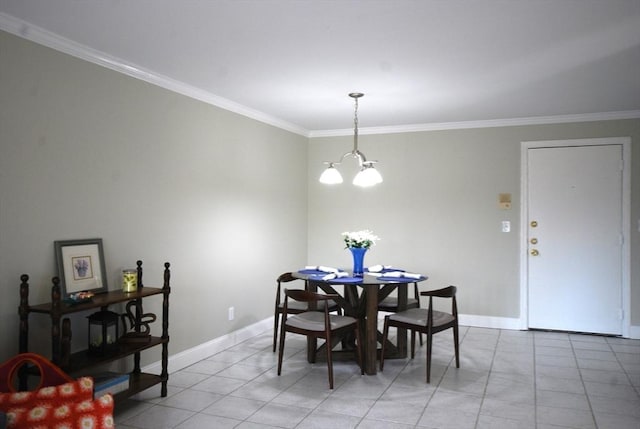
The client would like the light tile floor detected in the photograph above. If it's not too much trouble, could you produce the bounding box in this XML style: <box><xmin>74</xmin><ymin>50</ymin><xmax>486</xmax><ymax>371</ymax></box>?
<box><xmin>115</xmin><ymin>326</ymin><xmax>640</xmax><ymax>428</ymax></box>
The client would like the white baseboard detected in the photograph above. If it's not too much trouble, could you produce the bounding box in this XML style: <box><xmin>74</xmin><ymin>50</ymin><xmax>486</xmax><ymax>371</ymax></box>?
<box><xmin>458</xmin><ymin>314</ymin><xmax>523</xmax><ymax>331</ymax></box>
<box><xmin>628</xmin><ymin>325</ymin><xmax>640</xmax><ymax>339</ymax></box>
<box><xmin>143</xmin><ymin>316</ymin><xmax>639</xmax><ymax>374</ymax></box>
<box><xmin>460</xmin><ymin>315</ymin><xmax>640</xmax><ymax>339</ymax></box>
<box><xmin>143</xmin><ymin>318</ymin><xmax>272</xmax><ymax>374</ymax></box>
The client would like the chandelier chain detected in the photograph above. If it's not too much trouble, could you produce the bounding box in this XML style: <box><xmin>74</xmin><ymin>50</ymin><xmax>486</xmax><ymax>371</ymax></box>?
<box><xmin>354</xmin><ymin>96</ymin><xmax>359</xmax><ymax>132</ymax></box>
<box><xmin>353</xmin><ymin>96</ymin><xmax>359</xmax><ymax>151</ymax></box>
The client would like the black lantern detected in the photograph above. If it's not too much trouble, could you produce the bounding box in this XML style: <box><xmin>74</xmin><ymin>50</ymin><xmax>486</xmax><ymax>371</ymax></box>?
<box><xmin>87</xmin><ymin>310</ymin><xmax>119</xmax><ymax>355</ymax></box>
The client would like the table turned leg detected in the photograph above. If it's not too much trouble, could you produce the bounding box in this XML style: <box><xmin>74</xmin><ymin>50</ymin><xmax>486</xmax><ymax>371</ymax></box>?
<box><xmin>396</xmin><ymin>283</ymin><xmax>408</xmax><ymax>356</ymax></box>
<box><xmin>364</xmin><ymin>284</ymin><xmax>378</xmax><ymax>374</ymax></box>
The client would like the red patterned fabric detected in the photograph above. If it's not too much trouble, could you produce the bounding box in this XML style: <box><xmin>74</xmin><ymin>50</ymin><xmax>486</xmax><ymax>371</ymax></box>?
<box><xmin>0</xmin><ymin>378</ymin><xmax>94</xmax><ymax>412</ymax></box>
<box><xmin>5</xmin><ymin>393</ymin><xmax>114</xmax><ymax>429</ymax></box>
<box><xmin>0</xmin><ymin>355</ymin><xmax>113</xmax><ymax>428</ymax></box>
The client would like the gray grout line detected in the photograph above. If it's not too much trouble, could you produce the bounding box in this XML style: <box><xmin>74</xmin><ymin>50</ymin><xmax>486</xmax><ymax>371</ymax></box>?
<box><xmin>471</xmin><ymin>327</ymin><xmax>500</xmax><ymax>429</ymax></box>
<box><xmin>569</xmin><ymin>334</ymin><xmax>600</xmax><ymax>429</ymax></box>
<box><xmin>606</xmin><ymin>336</ymin><xmax>640</xmax><ymax>398</ymax></box>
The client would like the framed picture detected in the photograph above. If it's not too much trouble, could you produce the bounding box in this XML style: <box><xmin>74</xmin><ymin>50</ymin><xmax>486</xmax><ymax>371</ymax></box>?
<box><xmin>54</xmin><ymin>238</ymin><xmax>108</xmax><ymax>298</ymax></box>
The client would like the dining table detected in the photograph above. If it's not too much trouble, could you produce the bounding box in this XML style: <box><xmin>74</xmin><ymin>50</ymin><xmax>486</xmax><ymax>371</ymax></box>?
<box><xmin>292</xmin><ymin>268</ymin><xmax>428</xmax><ymax>375</ymax></box>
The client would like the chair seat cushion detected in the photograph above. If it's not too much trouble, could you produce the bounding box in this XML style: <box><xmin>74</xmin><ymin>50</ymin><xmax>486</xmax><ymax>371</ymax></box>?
<box><xmin>286</xmin><ymin>312</ymin><xmax>356</xmax><ymax>332</ymax></box>
<box><xmin>388</xmin><ymin>308</ymin><xmax>455</xmax><ymax>327</ymax></box>
<box><xmin>377</xmin><ymin>297</ymin><xmax>419</xmax><ymax>310</ymax></box>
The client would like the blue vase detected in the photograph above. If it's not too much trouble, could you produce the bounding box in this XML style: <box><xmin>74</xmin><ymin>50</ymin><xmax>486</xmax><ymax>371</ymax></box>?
<box><xmin>349</xmin><ymin>247</ymin><xmax>368</xmax><ymax>277</ymax></box>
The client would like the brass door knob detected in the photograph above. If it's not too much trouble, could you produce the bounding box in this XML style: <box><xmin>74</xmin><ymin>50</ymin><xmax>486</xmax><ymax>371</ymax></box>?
<box><xmin>530</xmin><ymin>249</ymin><xmax>539</xmax><ymax>256</ymax></box>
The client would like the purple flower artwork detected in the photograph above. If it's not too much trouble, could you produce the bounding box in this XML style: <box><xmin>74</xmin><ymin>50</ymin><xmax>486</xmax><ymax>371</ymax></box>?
<box><xmin>72</xmin><ymin>256</ymin><xmax>93</xmax><ymax>280</ymax></box>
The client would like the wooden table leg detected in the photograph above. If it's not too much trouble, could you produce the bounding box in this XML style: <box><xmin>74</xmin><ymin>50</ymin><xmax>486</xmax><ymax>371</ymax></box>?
<box><xmin>396</xmin><ymin>283</ymin><xmax>408</xmax><ymax>356</ymax></box>
<box><xmin>306</xmin><ymin>280</ymin><xmax>318</xmax><ymax>363</ymax></box>
<box><xmin>364</xmin><ymin>284</ymin><xmax>378</xmax><ymax>374</ymax></box>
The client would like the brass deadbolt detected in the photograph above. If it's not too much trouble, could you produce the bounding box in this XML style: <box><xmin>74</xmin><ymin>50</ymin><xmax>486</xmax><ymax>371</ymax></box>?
<box><xmin>530</xmin><ymin>238</ymin><xmax>538</xmax><ymax>245</ymax></box>
<box><xmin>530</xmin><ymin>221</ymin><xmax>538</xmax><ymax>227</ymax></box>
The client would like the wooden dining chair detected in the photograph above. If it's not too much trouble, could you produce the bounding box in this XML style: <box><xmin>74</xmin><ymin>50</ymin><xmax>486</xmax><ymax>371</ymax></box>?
<box><xmin>379</xmin><ymin>285</ymin><xmax>459</xmax><ymax>383</ymax></box>
<box><xmin>377</xmin><ymin>282</ymin><xmax>423</xmax><ymax>345</ymax></box>
<box><xmin>277</xmin><ymin>288</ymin><xmax>363</xmax><ymax>389</ymax></box>
<box><xmin>272</xmin><ymin>272</ymin><xmax>341</xmax><ymax>352</ymax></box>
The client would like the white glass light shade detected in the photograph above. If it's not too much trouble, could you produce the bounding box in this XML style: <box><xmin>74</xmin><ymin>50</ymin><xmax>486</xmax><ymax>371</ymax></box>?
<box><xmin>352</xmin><ymin>165</ymin><xmax>383</xmax><ymax>187</ymax></box>
<box><xmin>367</xmin><ymin>166</ymin><xmax>383</xmax><ymax>184</ymax></box>
<box><xmin>319</xmin><ymin>166</ymin><xmax>343</xmax><ymax>184</ymax></box>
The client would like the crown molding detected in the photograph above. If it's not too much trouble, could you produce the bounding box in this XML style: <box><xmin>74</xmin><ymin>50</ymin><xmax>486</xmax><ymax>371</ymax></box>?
<box><xmin>3</xmin><ymin>13</ymin><xmax>639</xmax><ymax>140</ymax></box>
<box><xmin>0</xmin><ymin>13</ymin><xmax>309</xmax><ymax>137</ymax></box>
<box><xmin>309</xmin><ymin>110</ymin><xmax>640</xmax><ymax>138</ymax></box>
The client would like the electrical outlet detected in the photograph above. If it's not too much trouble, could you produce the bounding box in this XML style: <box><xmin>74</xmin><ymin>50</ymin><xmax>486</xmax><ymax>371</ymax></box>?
<box><xmin>228</xmin><ymin>307</ymin><xmax>234</xmax><ymax>321</ymax></box>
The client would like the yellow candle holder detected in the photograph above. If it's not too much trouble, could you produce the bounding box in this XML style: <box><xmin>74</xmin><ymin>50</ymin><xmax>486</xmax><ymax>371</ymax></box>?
<box><xmin>122</xmin><ymin>269</ymin><xmax>137</xmax><ymax>293</ymax></box>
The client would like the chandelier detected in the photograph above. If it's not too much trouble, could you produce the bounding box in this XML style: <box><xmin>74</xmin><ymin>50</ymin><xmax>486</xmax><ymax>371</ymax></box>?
<box><xmin>319</xmin><ymin>93</ymin><xmax>383</xmax><ymax>187</ymax></box>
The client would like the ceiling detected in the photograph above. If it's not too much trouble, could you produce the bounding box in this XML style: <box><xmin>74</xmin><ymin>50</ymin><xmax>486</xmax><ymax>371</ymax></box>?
<box><xmin>1</xmin><ymin>0</ymin><xmax>640</xmax><ymax>136</ymax></box>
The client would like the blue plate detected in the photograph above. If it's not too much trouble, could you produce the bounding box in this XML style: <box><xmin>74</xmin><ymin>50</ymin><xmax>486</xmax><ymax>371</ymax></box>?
<box><xmin>326</xmin><ymin>277</ymin><xmax>363</xmax><ymax>283</ymax></box>
<box><xmin>307</xmin><ymin>274</ymin><xmax>363</xmax><ymax>283</ymax></box>
<box><xmin>298</xmin><ymin>269</ymin><xmax>325</xmax><ymax>275</ymax></box>
<box><xmin>377</xmin><ymin>275</ymin><xmax>423</xmax><ymax>282</ymax></box>
<box><xmin>298</xmin><ymin>268</ymin><xmax>344</xmax><ymax>275</ymax></box>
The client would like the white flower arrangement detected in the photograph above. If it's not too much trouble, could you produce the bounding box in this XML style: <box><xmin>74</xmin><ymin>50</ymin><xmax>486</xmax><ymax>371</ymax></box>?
<box><xmin>342</xmin><ymin>230</ymin><xmax>380</xmax><ymax>249</ymax></box>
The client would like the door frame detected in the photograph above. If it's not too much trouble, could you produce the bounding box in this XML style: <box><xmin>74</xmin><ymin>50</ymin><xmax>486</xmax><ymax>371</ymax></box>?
<box><xmin>519</xmin><ymin>137</ymin><xmax>631</xmax><ymax>337</ymax></box>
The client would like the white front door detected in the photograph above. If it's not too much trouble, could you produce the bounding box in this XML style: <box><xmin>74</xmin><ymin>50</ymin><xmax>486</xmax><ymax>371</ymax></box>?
<box><xmin>526</xmin><ymin>142</ymin><xmax>624</xmax><ymax>335</ymax></box>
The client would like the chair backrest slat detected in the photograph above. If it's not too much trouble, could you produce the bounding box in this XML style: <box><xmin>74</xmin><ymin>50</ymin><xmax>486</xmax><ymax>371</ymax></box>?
<box><xmin>285</xmin><ymin>289</ymin><xmax>339</xmax><ymax>303</ymax></box>
<box><xmin>420</xmin><ymin>285</ymin><xmax>456</xmax><ymax>298</ymax></box>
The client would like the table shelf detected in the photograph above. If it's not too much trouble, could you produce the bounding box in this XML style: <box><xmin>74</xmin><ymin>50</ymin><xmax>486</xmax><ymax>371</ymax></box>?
<box><xmin>65</xmin><ymin>337</ymin><xmax>167</xmax><ymax>374</ymax></box>
<box><xmin>113</xmin><ymin>372</ymin><xmax>165</xmax><ymax>403</ymax></box>
<box><xmin>28</xmin><ymin>288</ymin><xmax>166</xmax><ymax>315</ymax></box>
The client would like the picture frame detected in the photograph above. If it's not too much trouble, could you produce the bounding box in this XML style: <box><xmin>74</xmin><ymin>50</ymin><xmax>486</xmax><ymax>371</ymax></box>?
<box><xmin>54</xmin><ymin>238</ymin><xmax>108</xmax><ymax>298</ymax></box>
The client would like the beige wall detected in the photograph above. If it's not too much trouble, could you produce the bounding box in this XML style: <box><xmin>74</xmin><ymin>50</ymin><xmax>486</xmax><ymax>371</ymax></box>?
<box><xmin>0</xmin><ymin>31</ymin><xmax>308</xmax><ymax>363</ymax></box>
<box><xmin>308</xmin><ymin>121</ymin><xmax>640</xmax><ymax>329</ymax></box>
